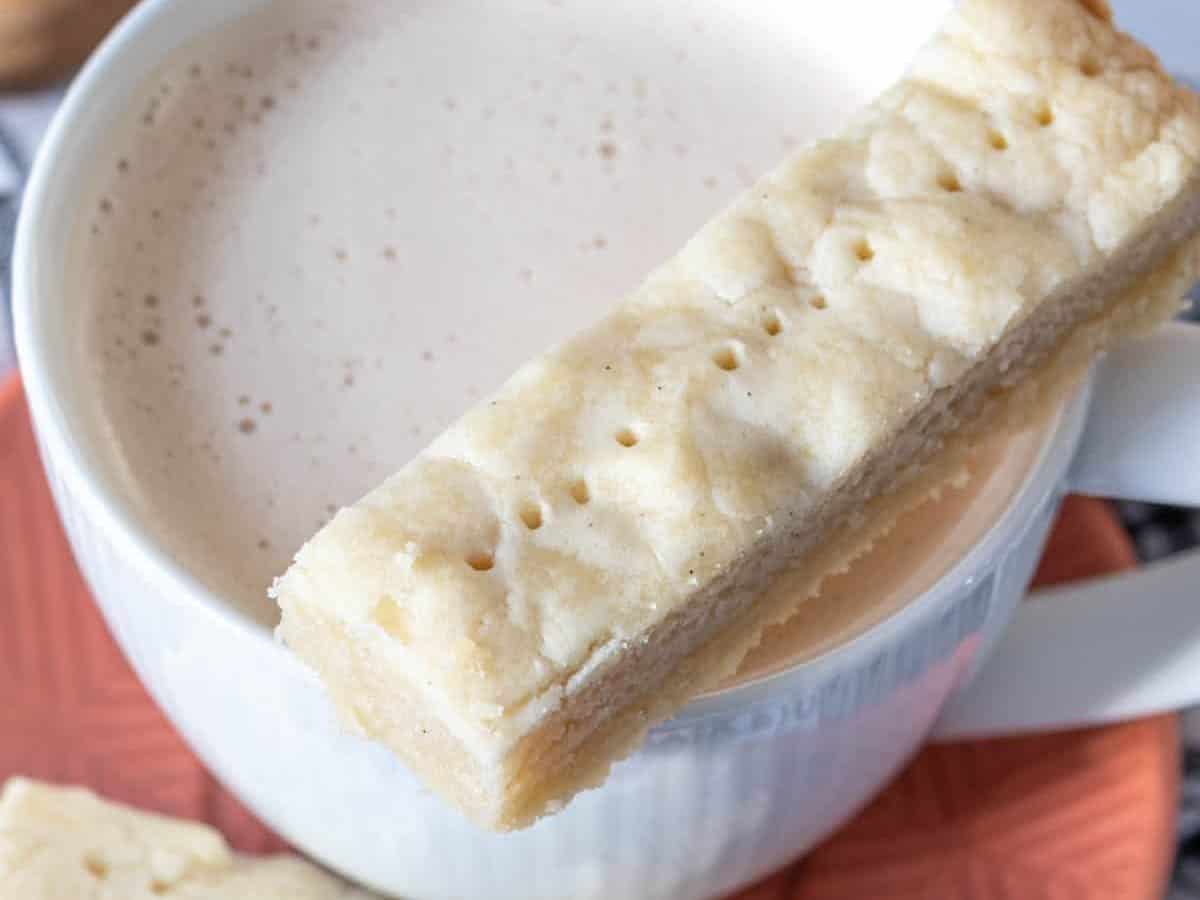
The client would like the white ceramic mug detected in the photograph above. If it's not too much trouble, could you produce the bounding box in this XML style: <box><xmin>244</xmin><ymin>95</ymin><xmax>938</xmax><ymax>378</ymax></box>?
<box><xmin>13</xmin><ymin>0</ymin><xmax>1200</xmax><ymax>898</ymax></box>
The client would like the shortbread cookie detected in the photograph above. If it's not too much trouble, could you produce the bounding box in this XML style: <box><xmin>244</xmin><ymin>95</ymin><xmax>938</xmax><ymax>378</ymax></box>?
<box><xmin>0</xmin><ymin>778</ymin><xmax>375</xmax><ymax>899</ymax></box>
<box><xmin>273</xmin><ymin>0</ymin><xmax>1200</xmax><ymax>830</ymax></box>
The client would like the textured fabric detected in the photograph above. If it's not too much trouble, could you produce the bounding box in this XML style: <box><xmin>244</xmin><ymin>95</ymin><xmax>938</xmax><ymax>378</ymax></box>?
<box><xmin>1114</xmin><ymin>262</ymin><xmax>1200</xmax><ymax>900</ymax></box>
<box><xmin>1120</xmin><ymin>289</ymin><xmax>1200</xmax><ymax>898</ymax></box>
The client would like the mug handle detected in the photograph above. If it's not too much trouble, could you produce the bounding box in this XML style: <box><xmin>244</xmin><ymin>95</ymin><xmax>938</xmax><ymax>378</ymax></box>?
<box><xmin>933</xmin><ymin>321</ymin><xmax>1200</xmax><ymax>740</ymax></box>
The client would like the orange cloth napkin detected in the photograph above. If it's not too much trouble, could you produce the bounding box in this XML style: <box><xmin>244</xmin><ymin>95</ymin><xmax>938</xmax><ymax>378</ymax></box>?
<box><xmin>0</xmin><ymin>373</ymin><xmax>1177</xmax><ymax>899</ymax></box>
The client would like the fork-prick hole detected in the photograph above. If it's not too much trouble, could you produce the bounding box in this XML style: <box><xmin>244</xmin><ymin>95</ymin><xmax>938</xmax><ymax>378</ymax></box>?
<box><xmin>712</xmin><ymin>344</ymin><xmax>741</xmax><ymax>372</ymax></box>
<box><xmin>809</xmin><ymin>295</ymin><xmax>828</xmax><ymax>310</ymax></box>
<box><xmin>1034</xmin><ymin>102</ymin><xmax>1054</xmax><ymax>127</ymax></box>
<box><xmin>615</xmin><ymin>427</ymin><xmax>640</xmax><ymax>448</ymax></box>
<box><xmin>466</xmin><ymin>551</ymin><xmax>495</xmax><ymax>572</ymax></box>
<box><xmin>520</xmin><ymin>504</ymin><xmax>544</xmax><ymax>530</ymax></box>
<box><xmin>937</xmin><ymin>172</ymin><xmax>962</xmax><ymax>193</ymax></box>
<box><xmin>1080</xmin><ymin>57</ymin><xmax>1101</xmax><ymax>78</ymax></box>
<box><xmin>84</xmin><ymin>855</ymin><xmax>109</xmax><ymax>880</ymax></box>
<box><xmin>569</xmin><ymin>479</ymin><xmax>590</xmax><ymax>505</ymax></box>
<box><xmin>763</xmin><ymin>310</ymin><xmax>784</xmax><ymax>336</ymax></box>
<box><xmin>988</xmin><ymin>130</ymin><xmax>1008</xmax><ymax>151</ymax></box>
<box><xmin>853</xmin><ymin>239</ymin><xmax>874</xmax><ymax>262</ymax></box>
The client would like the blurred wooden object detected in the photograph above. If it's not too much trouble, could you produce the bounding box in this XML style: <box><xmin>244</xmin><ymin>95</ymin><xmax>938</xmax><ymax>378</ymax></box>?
<box><xmin>0</xmin><ymin>0</ymin><xmax>137</xmax><ymax>89</ymax></box>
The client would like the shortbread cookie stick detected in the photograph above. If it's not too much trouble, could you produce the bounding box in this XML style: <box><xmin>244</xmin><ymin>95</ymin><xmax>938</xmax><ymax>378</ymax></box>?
<box><xmin>274</xmin><ymin>0</ymin><xmax>1200</xmax><ymax>830</ymax></box>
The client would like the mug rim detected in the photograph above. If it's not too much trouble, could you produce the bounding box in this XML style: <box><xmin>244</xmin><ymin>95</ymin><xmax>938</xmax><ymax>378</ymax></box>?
<box><xmin>11</xmin><ymin>0</ymin><xmax>1087</xmax><ymax>725</ymax></box>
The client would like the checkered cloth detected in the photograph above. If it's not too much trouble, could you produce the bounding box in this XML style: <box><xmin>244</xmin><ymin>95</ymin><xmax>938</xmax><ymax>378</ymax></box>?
<box><xmin>0</xmin><ymin>86</ymin><xmax>55</xmax><ymax>376</ymax></box>
<box><xmin>1</xmin><ymin>87</ymin><xmax>1198</xmax><ymax>899</ymax></box>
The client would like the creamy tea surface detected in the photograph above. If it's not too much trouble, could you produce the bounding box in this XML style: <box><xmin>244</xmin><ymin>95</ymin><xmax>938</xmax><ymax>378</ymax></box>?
<box><xmin>76</xmin><ymin>0</ymin><xmax>1043</xmax><ymax>685</ymax></box>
